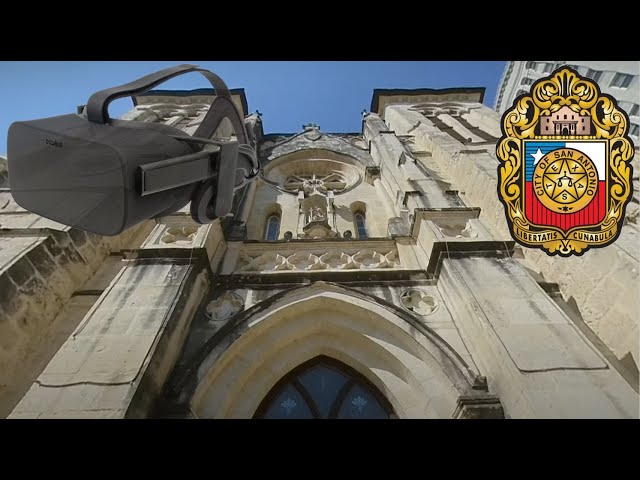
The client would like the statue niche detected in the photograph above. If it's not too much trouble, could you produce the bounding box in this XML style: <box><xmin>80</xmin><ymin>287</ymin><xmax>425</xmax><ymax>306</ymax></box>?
<box><xmin>307</xmin><ymin>206</ymin><xmax>326</xmax><ymax>223</ymax></box>
<box><xmin>298</xmin><ymin>192</ymin><xmax>337</xmax><ymax>239</ymax></box>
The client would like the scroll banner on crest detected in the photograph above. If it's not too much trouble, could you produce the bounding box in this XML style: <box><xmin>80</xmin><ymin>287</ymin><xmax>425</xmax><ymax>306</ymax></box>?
<box><xmin>513</xmin><ymin>221</ymin><xmax>617</xmax><ymax>247</ymax></box>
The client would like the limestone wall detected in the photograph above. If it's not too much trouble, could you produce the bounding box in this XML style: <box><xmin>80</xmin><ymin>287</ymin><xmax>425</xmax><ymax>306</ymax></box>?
<box><xmin>8</xmin><ymin>212</ymin><xmax>224</xmax><ymax>418</ymax></box>
<box><xmin>0</xmin><ymin>156</ymin><xmax>7</xmax><ymax>187</ymax></box>
<box><xmin>10</xmin><ymin>262</ymin><xmax>209</xmax><ymax>418</ymax></box>
<box><xmin>0</xmin><ymin>190</ymin><xmax>153</xmax><ymax>417</ymax></box>
<box><xmin>439</xmin><ymin>255</ymin><xmax>638</xmax><ymax>418</ymax></box>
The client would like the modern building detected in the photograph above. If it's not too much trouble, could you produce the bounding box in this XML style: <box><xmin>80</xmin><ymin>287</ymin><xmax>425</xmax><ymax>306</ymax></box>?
<box><xmin>1</xmin><ymin>79</ymin><xmax>638</xmax><ymax>419</ymax></box>
<box><xmin>494</xmin><ymin>61</ymin><xmax>640</xmax><ymax>145</ymax></box>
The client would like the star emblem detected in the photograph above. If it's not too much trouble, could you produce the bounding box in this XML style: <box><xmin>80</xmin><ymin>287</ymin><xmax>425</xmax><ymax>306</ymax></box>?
<box><xmin>543</xmin><ymin>158</ymin><xmax>587</xmax><ymax>203</ymax></box>
<box><xmin>531</xmin><ymin>148</ymin><xmax>545</xmax><ymax>165</ymax></box>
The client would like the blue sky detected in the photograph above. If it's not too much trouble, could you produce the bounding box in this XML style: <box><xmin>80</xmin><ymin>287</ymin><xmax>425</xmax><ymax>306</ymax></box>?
<box><xmin>0</xmin><ymin>61</ymin><xmax>506</xmax><ymax>155</ymax></box>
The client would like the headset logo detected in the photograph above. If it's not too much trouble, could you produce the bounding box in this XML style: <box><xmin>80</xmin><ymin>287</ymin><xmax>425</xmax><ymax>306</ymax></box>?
<box><xmin>45</xmin><ymin>138</ymin><xmax>63</xmax><ymax>148</ymax></box>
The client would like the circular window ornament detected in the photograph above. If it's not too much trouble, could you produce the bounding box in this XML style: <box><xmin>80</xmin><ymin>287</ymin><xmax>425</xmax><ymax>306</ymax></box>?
<box><xmin>265</xmin><ymin>159</ymin><xmax>361</xmax><ymax>196</ymax></box>
<box><xmin>400</xmin><ymin>289</ymin><xmax>439</xmax><ymax>316</ymax></box>
<box><xmin>205</xmin><ymin>292</ymin><xmax>244</xmax><ymax>322</ymax></box>
<box><xmin>283</xmin><ymin>172</ymin><xmax>349</xmax><ymax>194</ymax></box>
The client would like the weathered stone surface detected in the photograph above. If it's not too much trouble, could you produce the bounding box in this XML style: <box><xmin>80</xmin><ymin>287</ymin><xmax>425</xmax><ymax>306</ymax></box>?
<box><xmin>0</xmin><ymin>156</ymin><xmax>8</xmax><ymax>188</ymax></box>
<box><xmin>0</xmin><ymin>204</ymin><xmax>153</xmax><ymax>417</ymax></box>
<box><xmin>453</xmin><ymin>394</ymin><xmax>505</xmax><ymax>419</ymax></box>
<box><xmin>388</xmin><ymin>217</ymin><xmax>410</xmax><ymax>237</ymax></box>
<box><xmin>0</xmin><ymin>293</ymin><xmax>100</xmax><ymax>417</ymax></box>
<box><xmin>260</xmin><ymin>130</ymin><xmax>373</xmax><ymax>169</ymax></box>
<box><xmin>0</xmin><ymin>236</ymin><xmax>41</xmax><ymax>275</ymax></box>
<box><xmin>6</xmin><ymin>254</ymin><xmax>37</xmax><ymax>286</ymax></box>
<box><xmin>0</xmin><ymin>273</ymin><xmax>18</xmax><ymax>309</ymax></box>
<box><xmin>438</xmin><ymin>256</ymin><xmax>638</xmax><ymax>418</ymax></box>
<box><xmin>9</xmin><ymin>262</ymin><xmax>209</xmax><ymax>419</ymax></box>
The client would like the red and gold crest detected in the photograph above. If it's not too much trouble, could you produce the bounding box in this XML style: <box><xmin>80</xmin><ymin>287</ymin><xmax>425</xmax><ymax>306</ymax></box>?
<box><xmin>496</xmin><ymin>66</ymin><xmax>635</xmax><ymax>256</ymax></box>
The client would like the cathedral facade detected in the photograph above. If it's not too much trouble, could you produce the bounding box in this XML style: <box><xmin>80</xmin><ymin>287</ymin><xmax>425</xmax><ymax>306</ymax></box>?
<box><xmin>1</xmin><ymin>84</ymin><xmax>638</xmax><ymax>419</ymax></box>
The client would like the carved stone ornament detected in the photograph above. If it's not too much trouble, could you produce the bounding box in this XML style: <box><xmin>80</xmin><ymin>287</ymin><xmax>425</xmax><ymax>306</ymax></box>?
<box><xmin>237</xmin><ymin>248</ymin><xmax>401</xmax><ymax>272</ymax></box>
<box><xmin>400</xmin><ymin>288</ymin><xmax>439</xmax><ymax>316</ymax></box>
<box><xmin>434</xmin><ymin>220</ymin><xmax>478</xmax><ymax>239</ymax></box>
<box><xmin>160</xmin><ymin>226</ymin><xmax>198</xmax><ymax>245</ymax></box>
<box><xmin>303</xmin><ymin>123</ymin><xmax>322</xmax><ymax>141</ymax></box>
<box><xmin>205</xmin><ymin>292</ymin><xmax>244</xmax><ymax>321</ymax></box>
<box><xmin>284</xmin><ymin>172</ymin><xmax>349</xmax><ymax>195</ymax></box>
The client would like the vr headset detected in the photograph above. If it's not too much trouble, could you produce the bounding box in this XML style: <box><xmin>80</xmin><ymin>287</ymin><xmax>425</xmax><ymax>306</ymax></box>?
<box><xmin>7</xmin><ymin>64</ymin><xmax>259</xmax><ymax>236</ymax></box>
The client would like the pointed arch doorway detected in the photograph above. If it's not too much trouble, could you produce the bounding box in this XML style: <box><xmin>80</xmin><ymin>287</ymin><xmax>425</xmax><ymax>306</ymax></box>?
<box><xmin>188</xmin><ymin>282</ymin><xmax>481</xmax><ymax>419</ymax></box>
<box><xmin>253</xmin><ymin>355</ymin><xmax>396</xmax><ymax>419</ymax></box>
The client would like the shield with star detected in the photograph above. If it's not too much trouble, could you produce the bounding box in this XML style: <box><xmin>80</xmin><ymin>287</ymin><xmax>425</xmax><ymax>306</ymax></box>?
<box><xmin>496</xmin><ymin>66</ymin><xmax>634</xmax><ymax>257</ymax></box>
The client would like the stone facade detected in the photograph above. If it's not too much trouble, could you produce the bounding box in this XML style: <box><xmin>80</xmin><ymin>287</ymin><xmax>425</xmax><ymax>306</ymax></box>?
<box><xmin>3</xmin><ymin>85</ymin><xmax>639</xmax><ymax>419</ymax></box>
<box><xmin>0</xmin><ymin>192</ymin><xmax>153</xmax><ymax>417</ymax></box>
<box><xmin>0</xmin><ymin>156</ymin><xmax>8</xmax><ymax>187</ymax></box>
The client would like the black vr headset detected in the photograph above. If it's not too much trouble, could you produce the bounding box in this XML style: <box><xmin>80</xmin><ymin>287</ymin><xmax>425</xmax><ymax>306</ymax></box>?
<box><xmin>7</xmin><ymin>64</ymin><xmax>259</xmax><ymax>236</ymax></box>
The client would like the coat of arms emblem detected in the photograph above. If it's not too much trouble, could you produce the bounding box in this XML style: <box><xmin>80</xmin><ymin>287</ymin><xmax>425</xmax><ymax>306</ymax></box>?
<box><xmin>496</xmin><ymin>66</ymin><xmax>635</xmax><ymax>256</ymax></box>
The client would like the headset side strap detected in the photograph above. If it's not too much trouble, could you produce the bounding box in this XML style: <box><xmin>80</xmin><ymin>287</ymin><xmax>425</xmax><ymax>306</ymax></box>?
<box><xmin>86</xmin><ymin>64</ymin><xmax>232</xmax><ymax>124</ymax></box>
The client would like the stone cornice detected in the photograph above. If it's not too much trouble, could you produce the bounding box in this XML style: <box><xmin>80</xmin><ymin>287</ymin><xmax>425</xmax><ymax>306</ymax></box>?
<box><xmin>371</xmin><ymin>87</ymin><xmax>486</xmax><ymax>117</ymax></box>
<box><xmin>132</xmin><ymin>88</ymin><xmax>249</xmax><ymax>116</ymax></box>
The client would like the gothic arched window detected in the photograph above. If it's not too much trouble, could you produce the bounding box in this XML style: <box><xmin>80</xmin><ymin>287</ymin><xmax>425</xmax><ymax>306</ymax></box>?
<box><xmin>264</xmin><ymin>215</ymin><xmax>280</xmax><ymax>241</ymax></box>
<box><xmin>354</xmin><ymin>211</ymin><xmax>368</xmax><ymax>239</ymax></box>
<box><xmin>254</xmin><ymin>356</ymin><xmax>395</xmax><ymax>419</ymax></box>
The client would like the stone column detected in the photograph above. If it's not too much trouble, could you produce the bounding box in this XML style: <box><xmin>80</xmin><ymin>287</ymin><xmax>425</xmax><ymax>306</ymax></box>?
<box><xmin>8</xmin><ymin>222</ymin><xmax>217</xmax><ymax>418</ymax></box>
<box><xmin>438</xmin><ymin>255</ymin><xmax>638</xmax><ymax>419</ymax></box>
<box><xmin>366</xmin><ymin>166</ymin><xmax>396</xmax><ymax>219</ymax></box>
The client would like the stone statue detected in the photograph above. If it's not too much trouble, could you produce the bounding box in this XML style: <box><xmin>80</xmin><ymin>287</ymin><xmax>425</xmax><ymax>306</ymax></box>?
<box><xmin>309</xmin><ymin>207</ymin><xmax>326</xmax><ymax>222</ymax></box>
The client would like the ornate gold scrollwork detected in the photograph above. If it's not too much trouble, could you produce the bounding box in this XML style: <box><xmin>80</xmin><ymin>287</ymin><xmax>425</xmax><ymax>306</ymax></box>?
<box><xmin>497</xmin><ymin>67</ymin><xmax>634</xmax><ymax>256</ymax></box>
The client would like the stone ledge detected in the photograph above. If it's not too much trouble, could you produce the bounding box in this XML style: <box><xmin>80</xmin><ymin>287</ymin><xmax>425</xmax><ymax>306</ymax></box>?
<box><xmin>426</xmin><ymin>241</ymin><xmax>516</xmax><ymax>279</ymax></box>
<box><xmin>453</xmin><ymin>394</ymin><xmax>505</xmax><ymax>419</ymax></box>
<box><xmin>219</xmin><ymin>269</ymin><xmax>433</xmax><ymax>288</ymax></box>
<box><xmin>0</xmin><ymin>234</ymin><xmax>88</xmax><ymax>324</ymax></box>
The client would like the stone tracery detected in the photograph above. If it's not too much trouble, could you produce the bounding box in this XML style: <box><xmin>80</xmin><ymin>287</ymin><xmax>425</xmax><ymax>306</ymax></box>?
<box><xmin>283</xmin><ymin>172</ymin><xmax>349</xmax><ymax>194</ymax></box>
<box><xmin>236</xmin><ymin>247</ymin><xmax>401</xmax><ymax>272</ymax></box>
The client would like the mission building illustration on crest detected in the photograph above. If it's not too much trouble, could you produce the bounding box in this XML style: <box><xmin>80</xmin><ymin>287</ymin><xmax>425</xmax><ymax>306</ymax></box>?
<box><xmin>497</xmin><ymin>66</ymin><xmax>635</xmax><ymax>256</ymax></box>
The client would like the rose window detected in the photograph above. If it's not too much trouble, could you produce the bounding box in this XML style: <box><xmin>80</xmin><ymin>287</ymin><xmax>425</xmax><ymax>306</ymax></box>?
<box><xmin>283</xmin><ymin>172</ymin><xmax>348</xmax><ymax>194</ymax></box>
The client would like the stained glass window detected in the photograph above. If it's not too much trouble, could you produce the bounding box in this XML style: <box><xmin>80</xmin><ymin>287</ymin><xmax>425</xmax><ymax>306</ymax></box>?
<box><xmin>265</xmin><ymin>215</ymin><xmax>280</xmax><ymax>241</ymax></box>
<box><xmin>354</xmin><ymin>212</ymin><xmax>368</xmax><ymax>239</ymax></box>
<box><xmin>254</xmin><ymin>356</ymin><xmax>394</xmax><ymax>419</ymax></box>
